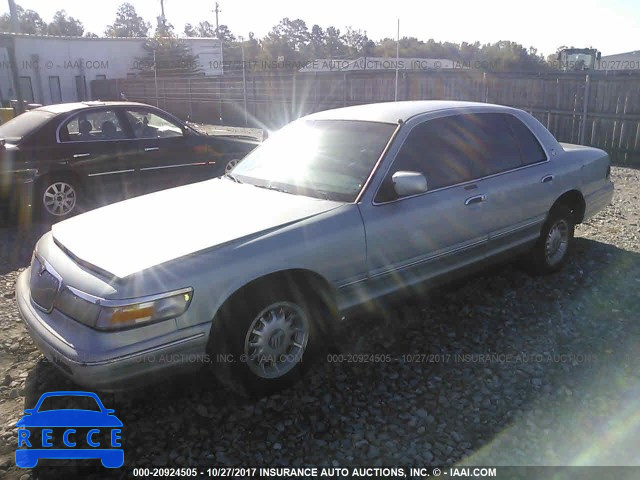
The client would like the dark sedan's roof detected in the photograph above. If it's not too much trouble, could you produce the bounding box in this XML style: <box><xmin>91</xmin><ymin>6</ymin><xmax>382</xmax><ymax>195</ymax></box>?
<box><xmin>36</xmin><ymin>101</ymin><xmax>152</xmax><ymax>114</ymax></box>
<box><xmin>303</xmin><ymin>100</ymin><xmax>517</xmax><ymax>124</ymax></box>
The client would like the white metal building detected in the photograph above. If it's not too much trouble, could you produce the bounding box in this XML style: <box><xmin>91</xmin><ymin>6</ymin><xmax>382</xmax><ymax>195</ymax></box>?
<box><xmin>597</xmin><ymin>50</ymin><xmax>640</xmax><ymax>71</ymax></box>
<box><xmin>0</xmin><ymin>33</ymin><xmax>223</xmax><ymax>105</ymax></box>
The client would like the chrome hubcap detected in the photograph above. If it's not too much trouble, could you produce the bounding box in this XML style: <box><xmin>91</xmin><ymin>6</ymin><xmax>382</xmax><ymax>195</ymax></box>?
<box><xmin>43</xmin><ymin>182</ymin><xmax>77</xmax><ymax>216</ymax></box>
<box><xmin>545</xmin><ymin>219</ymin><xmax>569</xmax><ymax>265</ymax></box>
<box><xmin>244</xmin><ymin>301</ymin><xmax>309</xmax><ymax>379</ymax></box>
<box><xmin>225</xmin><ymin>159</ymin><xmax>239</xmax><ymax>174</ymax></box>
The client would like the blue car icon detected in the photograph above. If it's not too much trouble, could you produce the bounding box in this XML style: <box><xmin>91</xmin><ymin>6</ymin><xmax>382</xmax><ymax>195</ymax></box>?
<box><xmin>15</xmin><ymin>391</ymin><xmax>123</xmax><ymax>468</ymax></box>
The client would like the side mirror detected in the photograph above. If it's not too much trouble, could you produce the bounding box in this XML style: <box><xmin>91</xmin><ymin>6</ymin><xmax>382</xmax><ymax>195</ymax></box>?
<box><xmin>392</xmin><ymin>171</ymin><xmax>428</xmax><ymax>197</ymax></box>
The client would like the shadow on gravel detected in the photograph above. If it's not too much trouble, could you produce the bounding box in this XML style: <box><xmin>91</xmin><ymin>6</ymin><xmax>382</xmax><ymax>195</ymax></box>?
<box><xmin>328</xmin><ymin>237</ymin><xmax>640</xmax><ymax>465</ymax></box>
<box><xmin>0</xmin><ymin>220</ymin><xmax>52</xmax><ymax>275</ymax></box>
<box><xmin>15</xmin><ymin>237</ymin><xmax>640</xmax><ymax>472</ymax></box>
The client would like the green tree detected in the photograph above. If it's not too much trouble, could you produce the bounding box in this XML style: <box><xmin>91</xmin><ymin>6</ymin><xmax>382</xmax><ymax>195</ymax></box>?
<box><xmin>135</xmin><ymin>34</ymin><xmax>201</xmax><ymax>76</ymax></box>
<box><xmin>47</xmin><ymin>10</ymin><xmax>84</xmax><ymax>36</ymax></box>
<box><xmin>477</xmin><ymin>40</ymin><xmax>546</xmax><ymax>72</ymax></box>
<box><xmin>183</xmin><ymin>23</ymin><xmax>196</xmax><ymax>37</ymax></box>
<box><xmin>261</xmin><ymin>17</ymin><xmax>310</xmax><ymax>62</ymax></box>
<box><xmin>342</xmin><ymin>26</ymin><xmax>368</xmax><ymax>56</ymax></box>
<box><xmin>0</xmin><ymin>4</ymin><xmax>46</xmax><ymax>34</ymax></box>
<box><xmin>217</xmin><ymin>25</ymin><xmax>235</xmax><ymax>42</ymax></box>
<box><xmin>308</xmin><ymin>24</ymin><xmax>326</xmax><ymax>58</ymax></box>
<box><xmin>245</xmin><ymin>32</ymin><xmax>261</xmax><ymax>60</ymax></box>
<box><xmin>105</xmin><ymin>3</ymin><xmax>150</xmax><ymax>37</ymax></box>
<box><xmin>325</xmin><ymin>26</ymin><xmax>346</xmax><ymax>58</ymax></box>
<box><xmin>185</xmin><ymin>22</ymin><xmax>235</xmax><ymax>40</ymax></box>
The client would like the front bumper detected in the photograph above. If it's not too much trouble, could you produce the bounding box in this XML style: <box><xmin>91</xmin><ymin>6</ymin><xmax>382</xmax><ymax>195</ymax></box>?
<box><xmin>16</xmin><ymin>269</ymin><xmax>211</xmax><ymax>391</ymax></box>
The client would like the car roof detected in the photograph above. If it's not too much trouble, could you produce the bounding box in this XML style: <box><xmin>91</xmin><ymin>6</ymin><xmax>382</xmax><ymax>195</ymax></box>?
<box><xmin>302</xmin><ymin>100</ymin><xmax>518</xmax><ymax>123</ymax></box>
<box><xmin>36</xmin><ymin>101</ymin><xmax>153</xmax><ymax>114</ymax></box>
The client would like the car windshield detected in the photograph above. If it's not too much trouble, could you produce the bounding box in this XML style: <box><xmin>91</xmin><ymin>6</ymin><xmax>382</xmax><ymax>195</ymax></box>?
<box><xmin>231</xmin><ymin>119</ymin><xmax>396</xmax><ymax>202</ymax></box>
<box><xmin>0</xmin><ymin>110</ymin><xmax>55</xmax><ymax>143</ymax></box>
<box><xmin>37</xmin><ymin>395</ymin><xmax>101</xmax><ymax>412</ymax></box>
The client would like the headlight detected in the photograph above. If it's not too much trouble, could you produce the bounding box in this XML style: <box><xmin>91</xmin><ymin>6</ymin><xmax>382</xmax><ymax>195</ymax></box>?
<box><xmin>56</xmin><ymin>287</ymin><xmax>193</xmax><ymax>331</ymax></box>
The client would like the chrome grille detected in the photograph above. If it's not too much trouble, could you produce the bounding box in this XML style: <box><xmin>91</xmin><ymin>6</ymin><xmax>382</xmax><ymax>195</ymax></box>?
<box><xmin>30</xmin><ymin>256</ymin><xmax>60</xmax><ymax>312</ymax></box>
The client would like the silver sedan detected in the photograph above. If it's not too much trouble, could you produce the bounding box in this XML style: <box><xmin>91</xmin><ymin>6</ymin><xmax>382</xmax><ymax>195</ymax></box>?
<box><xmin>16</xmin><ymin>101</ymin><xmax>613</xmax><ymax>395</ymax></box>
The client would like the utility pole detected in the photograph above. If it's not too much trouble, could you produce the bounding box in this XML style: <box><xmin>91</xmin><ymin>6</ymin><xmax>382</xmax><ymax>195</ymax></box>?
<box><xmin>7</xmin><ymin>0</ymin><xmax>24</xmax><ymax>113</ymax></box>
<box><xmin>214</xmin><ymin>2</ymin><xmax>220</xmax><ymax>39</ymax></box>
<box><xmin>157</xmin><ymin>0</ymin><xmax>167</xmax><ymax>34</ymax></box>
<box><xmin>394</xmin><ymin>18</ymin><xmax>399</xmax><ymax>102</ymax></box>
<box><xmin>8</xmin><ymin>0</ymin><xmax>19</xmax><ymax>33</ymax></box>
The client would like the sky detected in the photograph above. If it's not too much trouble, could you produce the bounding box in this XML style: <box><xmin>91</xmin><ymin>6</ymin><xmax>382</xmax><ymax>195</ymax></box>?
<box><xmin>1</xmin><ymin>0</ymin><xmax>638</xmax><ymax>57</ymax></box>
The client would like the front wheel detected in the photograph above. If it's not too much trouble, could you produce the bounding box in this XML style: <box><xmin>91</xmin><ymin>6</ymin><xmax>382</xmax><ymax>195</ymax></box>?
<box><xmin>526</xmin><ymin>205</ymin><xmax>575</xmax><ymax>275</ymax></box>
<box><xmin>224</xmin><ymin>158</ymin><xmax>240</xmax><ymax>174</ymax></box>
<box><xmin>208</xmin><ymin>283</ymin><xmax>327</xmax><ymax>396</ymax></box>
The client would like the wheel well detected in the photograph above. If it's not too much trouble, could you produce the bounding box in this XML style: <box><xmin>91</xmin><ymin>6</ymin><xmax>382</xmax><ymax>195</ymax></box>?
<box><xmin>37</xmin><ymin>169</ymin><xmax>82</xmax><ymax>190</ymax></box>
<box><xmin>213</xmin><ymin>269</ymin><xmax>337</xmax><ymax>330</ymax></box>
<box><xmin>552</xmin><ymin>190</ymin><xmax>586</xmax><ymax>224</ymax></box>
<box><xmin>227</xmin><ymin>269</ymin><xmax>335</xmax><ymax>311</ymax></box>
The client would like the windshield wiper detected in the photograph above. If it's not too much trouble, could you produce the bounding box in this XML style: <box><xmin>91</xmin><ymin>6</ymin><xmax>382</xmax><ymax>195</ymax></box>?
<box><xmin>252</xmin><ymin>183</ymin><xmax>292</xmax><ymax>195</ymax></box>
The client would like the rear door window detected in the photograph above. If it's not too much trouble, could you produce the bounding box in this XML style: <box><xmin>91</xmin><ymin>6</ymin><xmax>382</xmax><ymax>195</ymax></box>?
<box><xmin>60</xmin><ymin>109</ymin><xmax>126</xmax><ymax>142</ymax></box>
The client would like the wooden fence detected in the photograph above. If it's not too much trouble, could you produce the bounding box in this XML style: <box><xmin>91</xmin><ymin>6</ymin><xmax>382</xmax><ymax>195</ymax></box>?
<box><xmin>92</xmin><ymin>70</ymin><xmax>640</xmax><ymax>165</ymax></box>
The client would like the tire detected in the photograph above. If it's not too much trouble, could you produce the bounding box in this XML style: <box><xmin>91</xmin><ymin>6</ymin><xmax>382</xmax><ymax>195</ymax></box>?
<box><xmin>208</xmin><ymin>282</ymin><xmax>330</xmax><ymax>397</ymax></box>
<box><xmin>224</xmin><ymin>158</ymin><xmax>241</xmax><ymax>175</ymax></box>
<box><xmin>526</xmin><ymin>205</ymin><xmax>575</xmax><ymax>275</ymax></box>
<box><xmin>37</xmin><ymin>175</ymin><xmax>83</xmax><ymax>220</ymax></box>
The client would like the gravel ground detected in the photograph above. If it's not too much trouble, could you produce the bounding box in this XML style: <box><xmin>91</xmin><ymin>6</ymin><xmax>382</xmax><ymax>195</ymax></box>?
<box><xmin>0</xmin><ymin>167</ymin><xmax>638</xmax><ymax>479</ymax></box>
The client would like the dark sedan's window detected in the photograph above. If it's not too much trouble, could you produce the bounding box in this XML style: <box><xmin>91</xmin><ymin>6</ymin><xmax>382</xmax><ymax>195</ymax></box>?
<box><xmin>505</xmin><ymin>114</ymin><xmax>547</xmax><ymax>165</ymax></box>
<box><xmin>0</xmin><ymin>110</ymin><xmax>55</xmax><ymax>143</ymax></box>
<box><xmin>60</xmin><ymin>110</ymin><xmax>125</xmax><ymax>142</ymax></box>
<box><xmin>126</xmin><ymin>110</ymin><xmax>183</xmax><ymax>139</ymax></box>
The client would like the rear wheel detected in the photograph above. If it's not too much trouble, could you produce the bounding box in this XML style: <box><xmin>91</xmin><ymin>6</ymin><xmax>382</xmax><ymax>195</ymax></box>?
<box><xmin>208</xmin><ymin>283</ymin><xmax>329</xmax><ymax>396</ymax></box>
<box><xmin>526</xmin><ymin>205</ymin><xmax>575</xmax><ymax>275</ymax></box>
<box><xmin>38</xmin><ymin>176</ymin><xmax>82</xmax><ymax>220</ymax></box>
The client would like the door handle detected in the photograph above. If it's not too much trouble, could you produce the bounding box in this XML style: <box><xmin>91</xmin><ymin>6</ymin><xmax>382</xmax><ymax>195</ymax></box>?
<box><xmin>465</xmin><ymin>194</ymin><xmax>487</xmax><ymax>206</ymax></box>
<box><xmin>144</xmin><ymin>147</ymin><xmax>159</xmax><ymax>152</ymax></box>
<box><xmin>541</xmin><ymin>174</ymin><xmax>554</xmax><ymax>183</ymax></box>
<box><xmin>73</xmin><ymin>153</ymin><xmax>90</xmax><ymax>158</ymax></box>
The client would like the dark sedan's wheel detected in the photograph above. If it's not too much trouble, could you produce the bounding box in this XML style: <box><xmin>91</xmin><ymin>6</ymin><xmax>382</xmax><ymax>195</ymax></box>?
<box><xmin>527</xmin><ymin>205</ymin><xmax>575</xmax><ymax>275</ymax></box>
<box><xmin>224</xmin><ymin>158</ymin><xmax>240</xmax><ymax>174</ymax></box>
<box><xmin>209</xmin><ymin>283</ymin><xmax>327</xmax><ymax>397</ymax></box>
<box><xmin>38</xmin><ymin>176</ymin><xmax>82</xmax><ymax>220</ymax></box>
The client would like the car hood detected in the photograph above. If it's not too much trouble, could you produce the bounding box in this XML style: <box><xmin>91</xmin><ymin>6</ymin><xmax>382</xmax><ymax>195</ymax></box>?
<box><xmin>52</xmin><ymin>178</ymin><xmax>343</xmax><ymax>278</ymax></box>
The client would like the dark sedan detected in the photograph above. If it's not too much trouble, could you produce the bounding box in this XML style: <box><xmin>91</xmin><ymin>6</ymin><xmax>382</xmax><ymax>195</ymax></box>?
<box><xmin>0</xmin><ymin>101</ymin><xmax>258</xmax><ymax>220</ymax></box>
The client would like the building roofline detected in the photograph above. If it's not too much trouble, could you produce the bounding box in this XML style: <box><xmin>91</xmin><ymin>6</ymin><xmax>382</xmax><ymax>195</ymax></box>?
<box><xmin>600</xmin><ymin>50</ymin><xmax>640</xmax><ymax>58</ymax></box>
<box><xmin>0</xmin><ymin>32</ymin><xmax>220</xmax><ymax>42</ymax></box>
